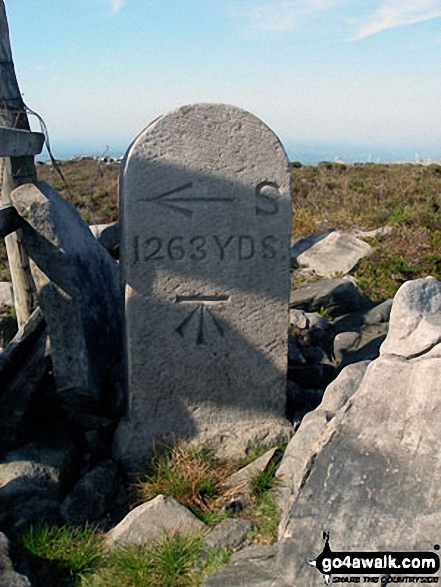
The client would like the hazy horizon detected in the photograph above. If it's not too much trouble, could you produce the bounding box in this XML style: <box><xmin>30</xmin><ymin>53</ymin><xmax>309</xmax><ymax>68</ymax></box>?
<box><xmin>7</xmin><ymin>1</ymin><xmax>441</xmax><ymax>163</ymax></box>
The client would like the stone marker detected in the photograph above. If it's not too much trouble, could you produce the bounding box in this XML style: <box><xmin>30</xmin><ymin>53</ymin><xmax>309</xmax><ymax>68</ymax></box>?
<box><xmin>115</xmin><ymin>103</ymin><xmax>292</xmax><ymax>469</ymax></box>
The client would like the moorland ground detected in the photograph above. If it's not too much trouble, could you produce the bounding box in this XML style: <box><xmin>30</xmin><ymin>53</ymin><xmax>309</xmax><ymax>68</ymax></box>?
<box><xmin>2</xmin><ymin>158</ymin><xmax>440</xmax><ymax>302</ymax></box>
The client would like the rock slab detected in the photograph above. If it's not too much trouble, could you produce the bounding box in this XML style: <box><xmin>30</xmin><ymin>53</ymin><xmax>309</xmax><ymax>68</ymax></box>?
<box><xmin>277</xmin><ymin>277</ymin><xmax>441</xmax><ymax>585</ymax></box>
<box><xmin>11</xmin><ymin>181</ymin><xmax>122</xmax><ymax>410</ymax></box>
<box><xmin>105</xmin><ymin>494</ymin><xmax>206</xmax><ymax>547</ymax></box>
<box><xmin>115</xmin><ymin>104</ymin><xmax>292</xmax><ymax>468</ymax></box>
<box><xmin>291</xmin><ymin>229</ymin><xmax>373</xmax><ymax>277</ymax></box>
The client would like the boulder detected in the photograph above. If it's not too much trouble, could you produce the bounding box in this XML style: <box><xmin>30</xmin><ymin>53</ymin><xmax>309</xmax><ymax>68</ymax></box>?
<box><xmin>203</xmin><ymin>544</ymin><xmax>279</xmax><ymax>587</ymax></box>
<box><xmin>290</xmin><ymin>278</ymin><xmax>365</xmax><ymax>317</ymax></box>
<box><xmin>60</xmin><ymin>460</ymin><xmax>120</xmax><ymax>526</ymax></box>
<box><xmin>10</xmin><ymin>182</ymin><xmax>123</xmax><ymax>412</ymax></box>
<box><xmin>0</xmin><ymin>283</ymin><xmax>14</xmax><ymax>308</ymax></box>
<box><xmin>89</xmin><ymin>222</ymin><xmax>119</xmax><ymax>255</ymax></box>
<box><xmin>0</xmin><ymin>308</ymin><xmax>49</xmax><ymax>455</ymax></box>
<box><xmin>277</xmin><ymin>277</ymin><xmax>441</xmax><ymax>586</ymax></box>
<box><xmin>0</xmin><ymin>532</ymin><xmax>31</xmax><ymax>587</ymax></box>
<box><xmin>199</xmin><ymin>518</ymin><xmax>252</xmax><ymax>556</ymax></box>
<box><xmin>291</xmin><ymin>229</ymin><xmax>373</xmax><ymax>277</ymax></box>
<box><xmin>105</xmin><ymin>494</ymin><xmax>206</xmax><ymax>548</ymax></box>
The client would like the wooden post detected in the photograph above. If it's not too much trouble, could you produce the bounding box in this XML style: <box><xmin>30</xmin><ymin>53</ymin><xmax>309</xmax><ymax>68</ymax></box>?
<box><xmin>0</xmin><ymin>0</ymin><xmax>36</xmax><ymax>327</ymax></box>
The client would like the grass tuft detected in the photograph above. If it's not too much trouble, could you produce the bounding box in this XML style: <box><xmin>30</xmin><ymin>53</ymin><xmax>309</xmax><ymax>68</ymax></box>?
<box><xmin>133</xmin><ymin>442</ymin><xmax>238</xmax><ymax>520</ymax></box>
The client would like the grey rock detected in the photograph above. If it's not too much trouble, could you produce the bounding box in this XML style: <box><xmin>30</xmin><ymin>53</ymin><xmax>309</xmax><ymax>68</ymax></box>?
<box><xmin>275</xmin><ymin>409</ymin><xmax>333</xmax><ymax>507</ymax></box>
<box><xmin>363</xmin><ymin>298</ymin><xmax>393</xmax><ymax>325</ymax></box>
<box><xmin>105</xmin><ymin>494</ymin><xmax>206</xmax><ymax>548</ymax></box>
<box><xmin>0</xmin><ymin>308</ymin><xmax>49</xmax><ymax>454</ymax></box>
<box><xmin>380</xmin><ymin>276</ymin><xmax>441</xmax><ymax>358</ymax></box>
<box><xmin>115</xmin><ymin>103</ymin><xmax>292</xmax><ymax>469</ymax></box>
<box><xmin>89</xmin><ymin>222</ymin><xmax>119</xmax><ymax>253</ymax></box>
<box><xmin>289</xmin><ymin>308</ymin><xmax>308</xmax><ymax>329</ymax></box>
<box><xmin>0</xmin><ymin>456</ymin><xmax>59</xmax><ymax>531</ymax></box>
<box><xmin>220</xmin><ymin>448</ymin><xmax>279</xmax><ymax>493</ymax></box>
<box><xmin>290</xmin><ymin>278</ymin><xmax>365</xmax><ymax>317</ymax></box>
<box><xmin>352</xmin><ymin>225</ymin><xmax>392</xmax><ymax>239</ymax></box>
<box><xmin>0</xmin><ymin>532</ymin><xmax>31</xmax><ymax>587</ymax></box>
<box><xmin>61</xmin><ymin>460</ymin><xmax>120</xmax><ymax>526</ymax></box>
<box><xmin>203</xmin><ymin>544</ymin><xmax>279</xmax><ymax>587</ymax></box>
<box><xmin>0</xmin><ymin>283</ymin><xmax>14</xmax><ymax>308</ymax></box>
<box><xmin>320</xmin><ymin>360</ymin><xmax>370</xmax><ymax>413</ymax></box>
<box><xmin>291</xmin><ymin>229</ymin><xmax>373</xmax><ymax>277</ymax></box>
<box><xmin>338</xmin><ymin>323</ymin><xmax>387</xmax><ymax>368</ymax></box>
<box><xmin>11</xmin><ymin>181</ymin><xmax>122</xmax><ymax>411</ymax></box>
<box><xmin>277</xmin><ymin>277</ymin><xmax>441</xmax><ymax>586</ymax></box>
<box><xmin>332</xmin><ymin>330</ymin><xmax>361</xmax><ymax>361</ymax></box>
<box><xmin>199</xmin><ymin>518</ymin><xmax>252</xmax><ymax>554</ymax></box>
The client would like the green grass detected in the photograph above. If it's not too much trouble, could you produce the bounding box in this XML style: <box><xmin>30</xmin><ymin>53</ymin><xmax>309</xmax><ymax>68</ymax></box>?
<box><xmin>18</xmin><ymin>525</ymin><xmax>104</xmax><ymax>587</ymax></box>
<box><xmin>17</xmin><ymin>525</ymin><xmax>231</xmax><ymax>587</ymax></box>
<box><xmin>133</xmin><ymin>442</ymin><xmax>238</xmax><ymax>522</ymax></box>
<box><xmin>83</xmin><ymin>535</ymin><xmax>203</xmax><ymax>587</ymax></box>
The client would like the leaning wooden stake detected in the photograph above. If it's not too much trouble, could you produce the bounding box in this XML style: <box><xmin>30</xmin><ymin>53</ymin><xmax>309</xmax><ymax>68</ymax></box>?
<box><xmin>0</xmin><ymin>0</ymin><xmax>36</xmax><ymax>327</ymax></box>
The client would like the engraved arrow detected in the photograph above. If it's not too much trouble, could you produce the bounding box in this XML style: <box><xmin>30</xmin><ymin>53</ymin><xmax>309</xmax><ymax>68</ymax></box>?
<box><xmin>175</xmin><ymin>295</ymin><xmax>229</xmax><ymax>344</ymax></box>
<box><xmin>138</xmin><ymin>182</ymin><xmax>234</xmax><ymax>217</ymax></box>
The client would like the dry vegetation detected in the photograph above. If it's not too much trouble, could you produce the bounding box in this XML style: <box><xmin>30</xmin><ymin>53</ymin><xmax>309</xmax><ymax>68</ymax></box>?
<box><xmin>1</xmin><ymin>158</ymin><xmax>441</xmax><ymax>301</ymax></box>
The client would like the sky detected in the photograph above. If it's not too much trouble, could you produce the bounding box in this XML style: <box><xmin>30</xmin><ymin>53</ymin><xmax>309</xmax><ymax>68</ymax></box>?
<box><xmin>5</xmin><ymin>0</ymin><xmax>441</xmax><ymax>162</ymax></box>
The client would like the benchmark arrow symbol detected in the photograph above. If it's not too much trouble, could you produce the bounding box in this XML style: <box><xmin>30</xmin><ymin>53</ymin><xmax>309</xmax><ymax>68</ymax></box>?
<box><xmin>138</xmin><ymin>182</ymin><xmax>234</xmax><ymax>217</ymax></box>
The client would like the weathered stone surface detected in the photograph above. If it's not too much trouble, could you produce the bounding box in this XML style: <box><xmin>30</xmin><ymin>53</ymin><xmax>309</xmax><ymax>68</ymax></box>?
<box><xmin>291</xmin><ymin>229</ymin><xmax>373</xmax><ymax>277</ymax></box>
<box><xmin>0</xmin><ymin>532</ymin><xmax>31</xmax><ymax>587</ymax></box>
<box><xmin>115</xmin><ymin>104</ymin><xmax>292</xmax><ymax>468</ymax></box>
<box><xmin>0</xmin><ymin>441</ymin><xmax>74</xmax><ymax>531</ymax></box>
<box><xmin>290</xmin><ymin>278</ymin><xmax>365</xmax><ymax>317</ymax></box>
<box><xmin>60</xmin><ymin>460</ymin><xmax>120</xmax><ymax>526</ymax></box>
<box><xmin>0</xmin><ymin>282</ymin><xmax>13</xmax><ymax>308</ymax></box>
<box><xmin>0</xmin><ymin>308</ymin><xmax>48</xmax><ymax>454</ymax></box>
<box><xmin>221</xmin><ymin>448</ymin><xmax>279</xmax><ymax>492</ymax></box>
<box><xmin>89</xmin><ymin>222</ymin><xmax>119</xmax><ymax>254</ymax></box>
<box><xmin>105</xmin><ymin>494</ymin><xmax>206</xmax><ymax>548</ymax></box>
<box><xmin>275</xmin><ymin>409</ymin><xmax>333</xmax><ymax>507</ymax></box>
<box><xmin>277</xmin><ymin>277</ymin><xmax>441</xmax><ymax>586</ymax></box>
<box><xmin>380</xmin><ymin>276</ymin><xmax>441</xmax><ymax>358</ymax></box>
<box><xmin>199</xmin><ymin>518</ymin><xmax>252</xmax><ymax>555</ymax></box>
<box><xmin>203</xmin><ymin>544</ymin><xmax>279</xmax><ymax>587</ymax></box>
<box><xmin>10</xmin><ymin>181</ymin><xmax>122</xmax><ymax>409</ymax></box>
<box><xmin>319</xmin><ymin>360</ymin><xmax>369</xmax><ymax>414</ymax></box>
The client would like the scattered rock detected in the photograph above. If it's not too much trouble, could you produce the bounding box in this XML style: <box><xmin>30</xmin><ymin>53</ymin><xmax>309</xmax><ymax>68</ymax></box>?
<box><xmin>0</xmin><ymin>308</ymin><xmax>49</xmax><ymax>455</ymax></box>
<box><xmin>89</xmin><ymin>222</ymin><xmax>119</xmax><ymax>255</ymax></box>
<box><xmin>290</xmin><ymin>278</ymin><xmax>365</xmax><ymax>317</ymax></box>
<box><xmin>199</xmin><ymin>518</ymin><xmax>252</xmax><ymax>556</ymax></box>
<box><xmin>277</xmin><ymin>277</ymin><xmax>441</xmax><ymax>585</ymax></box>
<box><xmin>275</xmin><ymin>409</ymin><xmax>333</xmax><ymax>507</ymax></box>
<box><xmin>0</xmin><ymin>532</ymin><xmax>31</xmax><ymax>587</ymax></box>
<box><xmin>291</xmin><ymin>229</ymin><xmax>373</xmax><ymax>277</ymax></box>
<box><xmin>203</xmin><ymin>544</ymin><xmax>279</xmax><ymax>587</ymax></box>
<box><xmin>220</xmin><ymin>448</ymin><xmax>278</xmax><ymax>493</ymax></box>
<box><xmin>0</xmin><ymin>283</ymin><xmax>14</xmax><ymax>309</ymax></box>
<box><xmin>105</xmin><ymin>494</ymin><xmax>206</xmax><ymax>548</ymax></box>
<box><xmin>380</xmin><ymin>276</ymin><xmax>441</xmax><ymax>358</ymax></box>
<box><xmin>319</xmin><ymin>360</ymin><xmax>370</xmax><ymax>414</ymax></box>
<box><xmin>352</xmin><ymin>225</ymin><xmax>392</xmax><ymax>239</ymax></box>
<box><xmin>61</xmin><ymin>460</ymin><xmax>120</xmax><ymax>526</ymax></box>
<box><xmin>11</xmin><ymin>181</ymin><xmax>123</xmax><ymax>413</ymax></box>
